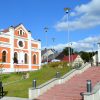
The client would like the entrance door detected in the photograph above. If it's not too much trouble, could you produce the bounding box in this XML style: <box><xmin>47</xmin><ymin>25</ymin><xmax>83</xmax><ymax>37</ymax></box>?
<box><xmin>19</xmin><ymin>51</ymin><xmax>24</xmax><ymax>64</ymax></box>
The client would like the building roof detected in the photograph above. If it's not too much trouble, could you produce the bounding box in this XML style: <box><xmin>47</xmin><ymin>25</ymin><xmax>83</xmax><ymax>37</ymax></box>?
<box><xmin>62</xmin><ymin>54</ymin><xmax>78</xmax><ymax>63</ymax></box>
<box><xmin>1</xmin><ymin>29</ymin><xmax>9</xmax><ymax>33</ymax></box>
<box><xmin>41</xmin><ymin>48</ymin><xmax>47</xmax><ymax>55</ymax></box>
<box><xmin>56</xmin><ymin>52</ymin><xmax>64</xmax><ymax>60</ymax></box>
<box><xmin>41</xmin><ymin>49</ymin><xmax>55</xmax><ymax>56</ymax></box>
<box><xmin>0</xmin><ymin>24</ymin><xmax>27</xmax><ymax>33</ymax></box>
<box><xmin>41</xmin><ymin>50</ymin><xmax>59</xmax><ymax>63</ymax></box>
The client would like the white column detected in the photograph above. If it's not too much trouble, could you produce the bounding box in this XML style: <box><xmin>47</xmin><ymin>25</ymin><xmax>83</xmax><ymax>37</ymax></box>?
<box><xmin>18</xmin><ymin>51</ymin><xmax>24</xmax><ymax>64</ymax></box>
<box><xmin>38</xmin><ymin>41</ymin><xmax>41</xmax><ymax>69</ymax></box>
<box><xmin>98</xmin><ymin>43</ymin><xmax>100</xmax><ymax>63</ymax></box>
<box><xmin>28</xmin><ymin>31</ymin><xmax>32</xmax><ymax>71</ymax></box>
<box><xmin>9</xmin><ymin>26</ymin><xmax>14</xmax><ymax>72</ymax></box>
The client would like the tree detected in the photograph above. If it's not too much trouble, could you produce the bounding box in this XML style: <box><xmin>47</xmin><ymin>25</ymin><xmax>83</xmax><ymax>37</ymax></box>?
<box><xmin>79</xmin><ymin>51</ymin><xmax>96</xmax><ymax>63</ymax></box>
<box><xmin>62</xmin><ymin>47</ymin><xmax>74</xmax><ymax>56</ymax></box>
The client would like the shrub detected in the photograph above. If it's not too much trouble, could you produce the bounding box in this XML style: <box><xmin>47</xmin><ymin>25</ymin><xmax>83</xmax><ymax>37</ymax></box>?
<box><xmin>42</xmin><ymin>61</ymin><xmax>68</xmax><ymax>68</ymax></box>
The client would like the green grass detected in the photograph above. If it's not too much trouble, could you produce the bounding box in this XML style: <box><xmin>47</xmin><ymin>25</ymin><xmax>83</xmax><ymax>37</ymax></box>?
<box><xmin>1</xmin><ymin>73</ymin><xmax>22</xmax><ymax>83</ymax></box>
<box><xmin>2</xmin><ymin>62</ymin><xmax>72</xmax><ymax>98</ymax></box>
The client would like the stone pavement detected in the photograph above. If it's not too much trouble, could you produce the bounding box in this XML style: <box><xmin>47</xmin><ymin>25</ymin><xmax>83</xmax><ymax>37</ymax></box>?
<box><xmin>37</xmin><ymin>67</ymin><xmax>100</xmax><ymax>100</ymax></box>
<box><xmin>0</xmin><ymin>97</ymin><xmax>31</xmax><ymax>100</ymax></box>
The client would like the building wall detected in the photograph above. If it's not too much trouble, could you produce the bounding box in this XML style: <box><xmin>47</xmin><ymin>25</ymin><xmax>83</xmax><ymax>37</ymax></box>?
<box><xmin>98</xmin><ymin>43</ymin><xmax>100</xmax><ymax>63</ymax></box>
<box><xmin>93</xmin><ymin>54</ymin><xmax>98</xmax><ymax>65</ymax></box>
<box><xmin>72</xmin><ymin>55</ymin><xmax>84</xmax><ymax>67</ymax></box>
<box><xmin>0</xmin><ymin>24</ymin><xmax>41</xmax><ymax>72</ymax></box>
<box><xmin>41</xmin><ymin>49</ymin><xmax>54</xmax><ymax>61</ymax></box>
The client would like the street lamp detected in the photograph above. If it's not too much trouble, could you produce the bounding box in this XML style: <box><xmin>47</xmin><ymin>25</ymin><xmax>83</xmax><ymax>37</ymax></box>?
<box><xmin>64</xmin><ymin>7</ymin><xmax>70</xmax><ymax>63</ymax></box>
<box><xmin>52</xmin><ymin>38</ymin><xmax>55</xmax><ymax>60</ymax></box>
<box><xmin>70</xmin><ymin>42</ymin><xmax>73</xmax><ymax>61</ymax></box>
<box><xmin>44</xmin><ymin>27</ymin><xmax>48</xmax><ymax>63</ymax></box>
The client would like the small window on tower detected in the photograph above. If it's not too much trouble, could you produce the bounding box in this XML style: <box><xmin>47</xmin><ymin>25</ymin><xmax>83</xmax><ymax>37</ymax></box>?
<box><xmin>18</xmin><ymin>29</ymin><xmax>24</xmax><ymax>36</ymax></box>
<box><xmin>20</xmin><ymin>30</ymin><xmax>22</xmax><ymax>35</ymax></box>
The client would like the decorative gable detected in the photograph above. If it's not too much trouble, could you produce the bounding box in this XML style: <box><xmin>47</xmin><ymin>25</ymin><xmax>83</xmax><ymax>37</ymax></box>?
<box><xmin>14</xmin><ymin>24</ymin><xmax>29</xmax><ymax>38</ymax></box>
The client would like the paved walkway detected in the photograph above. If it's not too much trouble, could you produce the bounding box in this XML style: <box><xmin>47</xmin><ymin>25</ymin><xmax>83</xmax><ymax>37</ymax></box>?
<box><xmin>0</xmin><ymin>97</ymin><xmax>31</xmax><ymax>100</ymax></box>
<box><xmin>37</xmin><ymin>66</ymin><xmax>100</xmax><ymax>100</ymax></box>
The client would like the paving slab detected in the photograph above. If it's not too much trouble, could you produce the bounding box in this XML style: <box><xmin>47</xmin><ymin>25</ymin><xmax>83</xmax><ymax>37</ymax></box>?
<box><xmin>37</xmin><ymin>67</ymin><xmax>100</xmax><ymax>100</ymax></box>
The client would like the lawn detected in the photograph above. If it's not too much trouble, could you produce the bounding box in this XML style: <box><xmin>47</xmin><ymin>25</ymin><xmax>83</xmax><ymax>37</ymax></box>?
<box><xmin>2</xmin><ymin>62</ymin><xmax>72</xmax><ymax>98</ymax></box>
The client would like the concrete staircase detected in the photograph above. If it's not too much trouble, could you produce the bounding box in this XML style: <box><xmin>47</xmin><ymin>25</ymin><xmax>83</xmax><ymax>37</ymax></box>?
<box><xmin>37</xmin><ymin>67</ymin><xmax>100</xmax><ymax>100</ymax></box>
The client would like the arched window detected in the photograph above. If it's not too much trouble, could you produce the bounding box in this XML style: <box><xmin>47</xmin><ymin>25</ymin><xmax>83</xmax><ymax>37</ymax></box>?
<box><xmin>33</xmin><ymin>54</ymin><xmax>36</xmax><ymax>64</ymax></box>
<box><xmin>25</xmin><ymin>53</ymin><xmax>28</xmax><ymax>64</ymax></box>
<box><xmin>14</xmin><ymin>52</ymin><xmax>18</xmax><ymax>63</ymax></box>
<box><xmin>20</xmin><ymin>30</ymin><xmax>22</xmax><ymax>35</ymax></box>
<box><xmin>2</xmin><ymin>51</ymin><xmax>6</xmax><ymax>62</ymax></box>
<box><xmin>18</xmin><ymin>29</ymin><xmax>24</xmax><ymax>36</ymax></box>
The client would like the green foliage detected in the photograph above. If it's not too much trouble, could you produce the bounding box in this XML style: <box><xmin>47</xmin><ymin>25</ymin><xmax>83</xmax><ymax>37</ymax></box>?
<box><xmin>2</xmin><ymin>73</ymin><xmax>22</xmax><ymax>83</ymax></box>
<box><xmin>42</xmin><ymin>62</ymin><xmax>68</xmax><ymax>68</ymax></box>
<box><xmin>0</xmin><ymin>63</ymin><xmax>4</xmax><ymax>81</ymax></box>
<box><xmin>62</xmin><ymin>47</ymin><xmax>74</xmax><ymax>56</ymax></box>
<box><xmin>79</xmin><ymin>51</ymin><xmax>95</xmax><ymax>62</ymax></box>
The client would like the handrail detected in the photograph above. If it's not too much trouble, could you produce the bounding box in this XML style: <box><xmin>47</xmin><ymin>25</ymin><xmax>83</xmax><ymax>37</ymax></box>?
<box><xmin>75</xmin><ymin>62</ymin><xmax>89</xmax><ymax>70</ymax></box>
<box><xmin>32</xmin><ymin>62</ymin><xmax>90</xmax><ymax>89</ymax></box>
<box><xmin>35</xmin><ymin>78</ymin><xmax>58</xmax><ymax>89</ymax></box>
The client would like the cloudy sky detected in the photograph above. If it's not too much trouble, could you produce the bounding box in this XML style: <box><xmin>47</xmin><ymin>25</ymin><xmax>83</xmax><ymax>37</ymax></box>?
<box><xmin>49</xmin><ymin>0</ymin><xmax>100</xmax><ymax>51</ymax></box>
<box><xmin>0</xmin><ymin>0</ymin><xmax>100</xmax><ymax>51</ymax></box>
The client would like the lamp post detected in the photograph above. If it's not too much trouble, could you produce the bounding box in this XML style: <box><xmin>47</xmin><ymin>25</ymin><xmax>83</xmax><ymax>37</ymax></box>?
<box><xmin>70</xmin><ymin>42</ymin><xmax>73</xmax><ymax>61</ymax></box>
<box><xmin>44</xmin><ymin>27</ymin><xmax>48</xmax><ymax>63</ymax></box>
<box><xmin>52</xmin><ymin>38</ymin><xmax>55</xmax><ymax>60</ymax></box>
<box><xmin>64</xmin><ymin>8</ymin><xmax>70</xmax><ymax>63</ymax></box>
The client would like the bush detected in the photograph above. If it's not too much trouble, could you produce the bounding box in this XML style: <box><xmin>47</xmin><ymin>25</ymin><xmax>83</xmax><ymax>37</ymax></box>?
<box><xmin>42</xmin><ymin>61</ymin><xmax>68</xmax><ymax>68</ymax></box>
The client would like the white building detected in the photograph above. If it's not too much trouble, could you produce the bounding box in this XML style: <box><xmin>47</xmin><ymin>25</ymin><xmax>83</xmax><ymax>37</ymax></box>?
<box><xmin>0</xmin><ymin>24</ymin><xmax>41</xmax><ymax>72</ymax></box>
<box><xmin>92</xmin><ymin>43</ymin><xmax>100</xmax><ymax>66</ymax></box>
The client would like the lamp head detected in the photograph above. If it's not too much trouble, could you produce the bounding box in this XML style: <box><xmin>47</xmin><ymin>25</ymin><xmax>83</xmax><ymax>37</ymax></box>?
<box><xmin>64</xmin><ymin>8</ymin><xmax>70</xmax><ymax>13</ymax></box>
<box><xmin>44</xmin><ymin>27</ymin><xmax>48</xmax><ymax>32</ymax></box>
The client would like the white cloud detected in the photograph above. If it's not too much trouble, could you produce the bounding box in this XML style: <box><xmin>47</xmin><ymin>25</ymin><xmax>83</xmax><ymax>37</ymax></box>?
<box><xmin>79</xmin><ymin>36</ymin><xmax>100</xmax><ymax>43</ymax></box>
<box><xmin>43</xmin><ymin>36</ymin><xmax>100</xmax><ymax>51</ymax></box>
<box><xmin>71</xmin><ymin>36</ymin><xmax>99</xmax><ymax>51</ymax></box>
<box><xmin>55</xmin><ymin>0</ymin><xmax>100</xmax><ymax>31</ymax></box>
